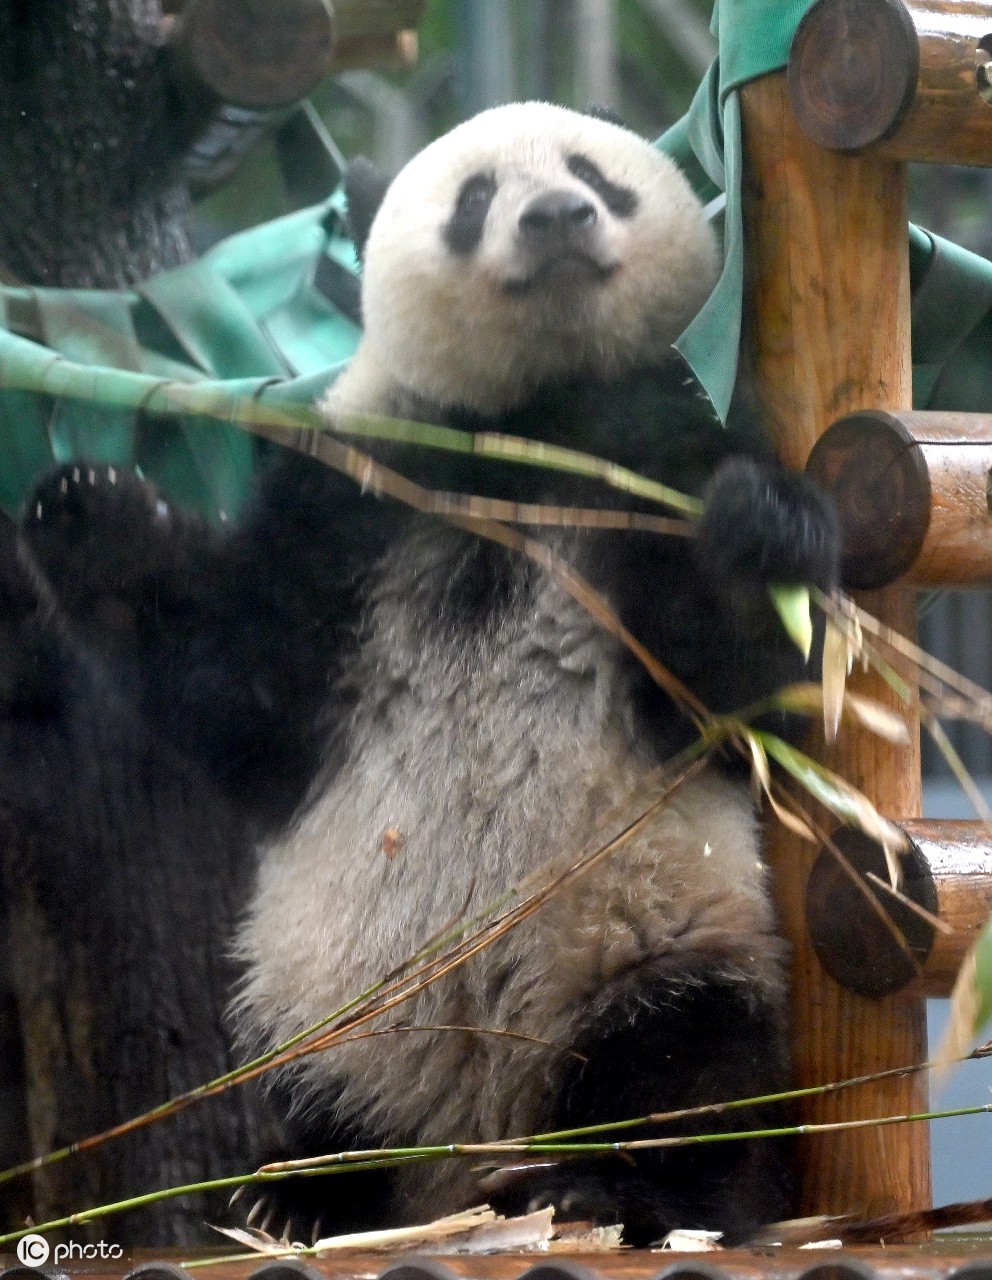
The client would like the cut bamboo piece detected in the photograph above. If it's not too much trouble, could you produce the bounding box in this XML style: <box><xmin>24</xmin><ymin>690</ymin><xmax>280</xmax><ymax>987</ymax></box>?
<box><xmin>806</xmin><ymin>410</ymin><xmax>992</xmax><ymax>588</ymax></box>
<box><xmin>789</xmin><ymin>0</ymin><xmax>992</xmax><ymax>166</ymax></box>
<box><xmin>741</xmin><ymin>72</ymin><xmax>930</xmax><ymax>1221</ymax></box>
<box><xmin>805</xmin><ymin>822</ymin><xmax>992</xmax><ymax>998</ymax></box>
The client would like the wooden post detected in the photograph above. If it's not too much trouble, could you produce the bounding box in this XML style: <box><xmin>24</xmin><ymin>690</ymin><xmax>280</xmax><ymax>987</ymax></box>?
<box><xmin>741</xmin><ymin>72</ymin><xmax>931</xmax><ymax>1219</ymax></box>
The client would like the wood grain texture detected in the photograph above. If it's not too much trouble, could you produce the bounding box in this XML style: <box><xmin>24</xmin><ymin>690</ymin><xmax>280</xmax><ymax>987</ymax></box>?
<box><xmin>907</xmin><ymin>819</ymin><xmax>992</xmax><ymax>993</ymax></box>
<box><xmin>741</xmin><ymin>73</ymin><xmax>930</xmax><ymax>1221</ymax></box>
<box><xmin>881</xmin><ymin>0</ymin><xmax>992</xmax><ymax>166</ymax></box>
<box><xmin>790</xmin><ymin>0</ymin><xmax>992</xmax><ymax>167</ymax></box>
<box><xmin>167</xmin><ymin>0</ymin><xmax>338</xmax><ymax>110</ymax></box>
<box><xmin>333</xmin><ymin>30</ymin><xmax>421</xmax><ymax>72</ymax></box>
<box><xmin>807</xmin><ymin>410</ymin><xmax>992</xmax><ymax>587</ymax></box>
<box><xmin>789</xmin><ymin>0</ymin><xmax>920</xmax><ymax>150</ymax></box>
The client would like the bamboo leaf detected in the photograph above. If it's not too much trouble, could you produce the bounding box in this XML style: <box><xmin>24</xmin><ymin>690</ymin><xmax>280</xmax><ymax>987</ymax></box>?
<box><xmin>843</xmin><ymin>693</ymin><xmax>910</xmax><ymax>744</ymax></box>
<box><xmin>746</xmin><ymin>731</ymin><xmax>772</xmax><ymax>797</ymax></box>
<box><xmin>766</xmin><ymin>790</ymin><xmax>819</xmax><ymax>842</ymax></box>
<box><xmin>755</xmin><ymin>730</ymin><xmax>908</xmax><ymax>877</ymax></box>
<box><xmin>775</xmin><ymin>683</ymin><xmax>909</xmax><ymax>744</ymax></box>
<box><xmin>936</xmin><ymin>915</ymin><xmax>992</xmax><ymax>1077</ymax></box>
<box><xmin>769</xmin><ymin>584</ymin><xmax>813</xmax><ymax>659</ymax></box>
<box><xmin>821</xmin><ymin>618</ymin><xmax>849</xmax><ymax>741</ymax></box>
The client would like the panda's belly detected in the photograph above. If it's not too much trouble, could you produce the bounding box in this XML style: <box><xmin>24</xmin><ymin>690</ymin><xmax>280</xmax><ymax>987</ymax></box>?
<box><xmin>234</xmin><ymin>554</ymin><xmax>776</xmax><ymax>1151</ymax></box>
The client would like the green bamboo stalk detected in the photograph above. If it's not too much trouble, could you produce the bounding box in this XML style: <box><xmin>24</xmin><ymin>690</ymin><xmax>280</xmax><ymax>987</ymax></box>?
<box><xmin>0</xmin><ymin>338</ymin><xmax>704</xmax><ymax>515</ymax></box>
<box><xmin>4</xmin><ymin>1098</ymin><xmax>992</xmax><ymax>1248</ymax></box>
<box><xmin>331</xmin><ymin>410</ymin><xmax>705</xmax><ymax>516</ymax></box>
<box><xmin>0</xmin><ymin>890</ymin><xmax>518</xmax><ymax>1189</ymax></box>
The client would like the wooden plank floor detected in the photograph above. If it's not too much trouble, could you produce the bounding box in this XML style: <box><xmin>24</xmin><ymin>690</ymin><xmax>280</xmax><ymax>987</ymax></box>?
<box><xmin>12</xmin><ymin>1242</ymin><xmax>991</xmax><ymax>1280</ymax></box>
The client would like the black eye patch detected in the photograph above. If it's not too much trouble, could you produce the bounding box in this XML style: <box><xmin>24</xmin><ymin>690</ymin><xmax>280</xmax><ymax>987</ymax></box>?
<box><xmin>443</xmin><ymin>172</ymin><xmax>498</xmax><ymax>255</ymax></box>
<box><xmin>566</xmin><ymin>153</ymin><xmax>638</xmax><ymax>219</ymax></box>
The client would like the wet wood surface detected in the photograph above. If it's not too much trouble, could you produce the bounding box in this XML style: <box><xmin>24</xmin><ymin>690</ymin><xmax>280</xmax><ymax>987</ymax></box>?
<box><xmin>803</xmin><ymin>821</ymin><xmax>992</xmax><ymax>997</ymax></box>
<box><xmin>25</xmin><ymin>1243</ymin><xmax>992</xmax><ymax>1280</ymax></box>
<box><xmin>789</xmin><ymin>0</ymin><xmax>992</xmax><ymax>166</ymax></box>
<box><xmin>806</xmin><ymin>410</ymin><xmax>992</xmax><ymax>588</ymax></box>
<box><xmin>741</xmin><ymin>71</ymin><xmax>930</xmax><ymax>1222</ymax></box>
<box><xmin>908</xmin><ymin>819</ymin><xmax>992</xmax><ymax>992</ymax></box>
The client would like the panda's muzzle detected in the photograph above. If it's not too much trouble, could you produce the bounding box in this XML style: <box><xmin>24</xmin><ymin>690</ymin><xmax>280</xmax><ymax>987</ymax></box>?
<box><xmin>506</xmin><ymin>188</ymin><xmax>616</xmax><ymax>292</ymax></box>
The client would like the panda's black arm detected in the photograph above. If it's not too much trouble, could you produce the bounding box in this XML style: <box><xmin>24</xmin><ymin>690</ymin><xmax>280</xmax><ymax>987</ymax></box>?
<box><xmin>17</xmin><ymin>452</ymin><xmax>402</xmax><ymax>834</ymax></box>
<box><xmin>696</xmin><ymin>455</ymin><xmax>840</xmax><ymax>599</ymax></box>
<box><xmin>592</xmin><ymin>452</ymin><xmax>839</xmax><ymax>738</ymax></box>
<box><xmin>189</xmin><ymin>447</ymin><xmax>404</xmax><ymax>828</ymax></box>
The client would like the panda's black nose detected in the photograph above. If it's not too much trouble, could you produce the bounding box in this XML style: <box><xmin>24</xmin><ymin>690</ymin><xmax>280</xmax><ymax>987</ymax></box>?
<box><xmin>519</xmin><ymin>190</ymin><xmax>597</xmax><ymax>243</ymax></box>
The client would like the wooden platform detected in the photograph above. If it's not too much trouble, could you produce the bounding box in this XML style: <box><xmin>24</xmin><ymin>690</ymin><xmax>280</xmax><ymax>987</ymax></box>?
<box><xmin>8</xmin><ymin>1245</ymin><xmax>992</xmax><ymax>1280</ymax></box>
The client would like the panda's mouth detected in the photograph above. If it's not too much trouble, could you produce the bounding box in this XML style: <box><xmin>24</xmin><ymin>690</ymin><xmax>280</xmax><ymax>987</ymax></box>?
<box><xmin>502</xmin><ymin>252</ymin><xmax>619</xmax><ymax>295</ymax></box>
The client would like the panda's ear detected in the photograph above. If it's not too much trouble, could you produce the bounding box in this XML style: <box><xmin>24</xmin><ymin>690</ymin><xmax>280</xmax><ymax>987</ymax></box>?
<box><xmin>584</xmin><ymin>104</ymin><xmax>628</xmax><ymax>129</ymax></box>
<box><xmin>344</xmin><ymin>158</ymin><xmax>392</xmax><ymax>260</ymax></box>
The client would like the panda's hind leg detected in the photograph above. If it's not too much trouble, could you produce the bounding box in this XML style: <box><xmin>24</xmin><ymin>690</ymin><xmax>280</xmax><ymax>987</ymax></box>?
<box><xmin>491</xmin><ymin>957</ymin><xmax>793</xmax><ymax>1247</ymax></box>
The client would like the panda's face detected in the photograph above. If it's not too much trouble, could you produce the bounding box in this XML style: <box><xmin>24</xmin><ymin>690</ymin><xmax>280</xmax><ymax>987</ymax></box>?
<box><xmin>358</xmin><ymin>103</ymin><xmax>720</xmax><ymax>415</ymax></box>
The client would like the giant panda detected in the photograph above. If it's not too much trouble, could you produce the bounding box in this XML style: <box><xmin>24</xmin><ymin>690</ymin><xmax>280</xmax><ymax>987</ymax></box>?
<box><xmin>231</xmin><ymin>102</ymin><xmax>839</xmax><ymax>1245</ymax></box>
<box><xmin>1</xmin><ymin>102</ymin><xmax>838</xmax><ymax>1246</ymax></box>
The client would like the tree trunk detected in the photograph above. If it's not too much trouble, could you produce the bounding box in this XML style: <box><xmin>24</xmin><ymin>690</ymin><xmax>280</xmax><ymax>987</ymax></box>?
<box><xmin>0</xmin><ymin>0</ymin><xmax>194</xmax><ymax>287</ymax></box>
<box><xmin>0</xmin><ymin>0</ymin><xmax>264</xmax><ymax>1244</ymax></box>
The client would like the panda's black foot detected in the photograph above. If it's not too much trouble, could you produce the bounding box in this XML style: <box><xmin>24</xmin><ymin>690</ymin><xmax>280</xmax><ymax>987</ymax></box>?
<box><xmin>697</xmin><ymin>457</ymin><xmax>839</xmax><ymax>592</ymax></box>
<box><xmin>25</xmin><ymin>463</ymin><xmax>173</xmax><ymax>573</ymax></box>
<box><xmin>487</xmin><ymin>1159</ymin><xmax>681</xmax><ymax>1247</ymax></box>
<box><xmin>230</xmin><ymin>1163</ymin><xmax>398</xmax><ymax>1246</ymax></box>
<box><xmin>231</xmin><ymin>1182</ymin><xmax>329</xmax><ymax>1248</ymax></box>
<box><xmin>488</xmin><ymin>1156</ymin><xmax>774</xmax><ymax>1248</ymax></box>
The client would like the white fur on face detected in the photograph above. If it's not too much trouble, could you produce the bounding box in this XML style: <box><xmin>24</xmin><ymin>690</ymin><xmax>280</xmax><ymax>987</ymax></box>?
<box><xmin>332</xmin><ymin>103</ymin><xmax>719</xmax><ymax>417</ymax></box>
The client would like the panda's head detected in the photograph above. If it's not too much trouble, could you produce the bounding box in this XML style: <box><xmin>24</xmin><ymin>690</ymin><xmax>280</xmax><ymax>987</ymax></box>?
<box><xmin>342</xmin><ymin>102</ymin><xmax>720</xmax><ymax>417</ymax></box>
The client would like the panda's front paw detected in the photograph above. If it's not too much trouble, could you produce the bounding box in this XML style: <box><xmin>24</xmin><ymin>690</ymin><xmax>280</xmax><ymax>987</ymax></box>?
<box><xmin>697</xmin><ymin>457</ymin><xmax>839</xmax><ymax>592</ymax></box>
<box><xmin>26</xmin><ymin>463</ymin><xmax>170</xmax><ymax>544</ymax></box>
<box><xmin>24</xmin><ymin>463</ymin><xmax>179</xmax><ymax>605</ymax></box>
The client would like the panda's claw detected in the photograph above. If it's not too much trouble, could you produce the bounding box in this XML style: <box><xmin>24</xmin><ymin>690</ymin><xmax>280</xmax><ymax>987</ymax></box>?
<box><xmin>245</xmin><ymin>1195</ymin><xmax>267</xmax><ymax>1227</ymax></box>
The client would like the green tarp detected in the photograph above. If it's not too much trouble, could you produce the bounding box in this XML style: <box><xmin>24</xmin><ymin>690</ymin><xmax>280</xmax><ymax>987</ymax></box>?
<box><xmin>0</xmin><ymin>193</ymin><xmax>361</xmax><ymax>517</ymax></box>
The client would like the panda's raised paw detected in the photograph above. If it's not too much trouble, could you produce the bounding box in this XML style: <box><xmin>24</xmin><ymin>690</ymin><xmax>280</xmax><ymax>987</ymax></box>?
<box><xmin>26</xmin><ymin>463</ymin><xmax>170</xmax><ymax>539</ymax></box>
<box><xmin>696</xmin><ymin>457</ymin><xmax>839</xmax><ymax>593</ymax></box>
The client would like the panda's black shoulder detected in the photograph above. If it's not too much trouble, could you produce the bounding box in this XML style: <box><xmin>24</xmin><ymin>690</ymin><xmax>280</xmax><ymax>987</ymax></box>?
<box><xmin>451</xmin><ymin>361</ymin><xmax>770</xmax><ymax>501</ymax></box>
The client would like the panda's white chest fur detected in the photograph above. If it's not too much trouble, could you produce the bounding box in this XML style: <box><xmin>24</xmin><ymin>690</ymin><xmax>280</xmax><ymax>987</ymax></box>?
<box><xmin>235</xmin><ymin>522</ymin><xmax>777</xmax><ymax>1168</ymax></box>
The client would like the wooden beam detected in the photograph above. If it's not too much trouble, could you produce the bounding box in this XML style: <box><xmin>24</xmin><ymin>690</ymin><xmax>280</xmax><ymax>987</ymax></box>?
<box><xmin>805</xmin><ymin>822</ymin><xmax>992</xmax><ymax>998</ymax></box>
<box><xmin>741</xmin><ymin>72</ymin><xmax>930</xmax><ymax>1221</ymax></box>
<box><xmin>166</xmin><ymin>0</ymin><xmax>337</xmax><ymax>111</ymax></box>
<box><xmin>790</xmin><ymin>0</ymin><xmax>992</xmax><ymax>167</ymax></box>
<box><xmin>807</xmin><ymin>410</ymin><xmax>992</xmax><ymax>588</ymax></box>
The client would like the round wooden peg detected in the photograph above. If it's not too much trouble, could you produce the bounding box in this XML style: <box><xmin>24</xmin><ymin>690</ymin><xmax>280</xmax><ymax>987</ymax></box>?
<box><xmin>168</xmin><ymin>0</ymin><xmax>337</xmax><ymax>111</ymax></box>
<box><xmin>788</xmin><ymin>0</ymin><xmax>920</xmax><ymax>151</ymax></box>
<box><xmin>806</xmin><ymin>828</ymin><xmax>938</xmax><ymax>998</ymax></box>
